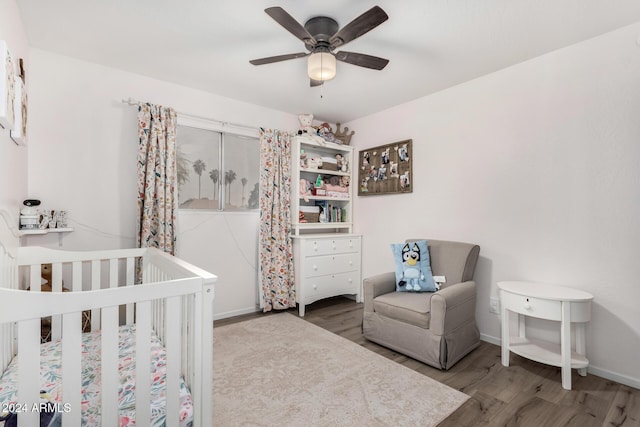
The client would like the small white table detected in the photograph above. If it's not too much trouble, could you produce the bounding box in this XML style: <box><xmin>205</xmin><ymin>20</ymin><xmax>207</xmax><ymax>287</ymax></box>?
<box><xmin>498</xmin><ymin>281</ymin><xmax>593</xmax><ymax>390</ymax></box>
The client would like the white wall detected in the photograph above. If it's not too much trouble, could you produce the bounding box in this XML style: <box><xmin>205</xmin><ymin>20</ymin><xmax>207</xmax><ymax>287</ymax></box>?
<box><xmin>0</xmin><ymin>0</ymin><xmax>29</xmax><ymax>224</ymax></box>
<box><xmin>26</xmin><ymin>49</ymin><xmax>298</xmax><ymax>318</ymax></box>
<box><xmin>348</xmin><ymin>22</ymin><xmax>640</xmax><ymax>387</ymax></box>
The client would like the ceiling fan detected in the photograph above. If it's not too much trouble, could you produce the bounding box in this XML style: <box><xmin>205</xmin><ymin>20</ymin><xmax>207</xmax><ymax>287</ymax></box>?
<box><xmin>250</xmin><ymin>6</ymin><xmax>389</xmax><ymax>87</ymax></box>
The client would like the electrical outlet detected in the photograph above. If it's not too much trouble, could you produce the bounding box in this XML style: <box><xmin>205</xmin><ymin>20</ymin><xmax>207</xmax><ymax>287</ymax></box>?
<box><xmin>489</xmin><ymin>298</ymin><xmax>500</xmax><ymax>314</ymax></box>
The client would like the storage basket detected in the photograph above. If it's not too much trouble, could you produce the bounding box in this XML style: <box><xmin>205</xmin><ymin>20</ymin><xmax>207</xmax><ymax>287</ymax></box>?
<box><xmin>299</xmin><ymin>205</ymin><xmax>320</xmax><ymax>223</ymax></box>
<box><xmin>299</xmin><ymin>211</ymin><xmax>319</xmax><ymax>223</ymax></box>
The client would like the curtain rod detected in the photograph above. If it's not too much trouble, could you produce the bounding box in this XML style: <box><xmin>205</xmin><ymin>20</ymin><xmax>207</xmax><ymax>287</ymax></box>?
<box><xmin>121</xmin><ymin>97</ymin><xmax>258</xmax><ymax>132</ymax></box>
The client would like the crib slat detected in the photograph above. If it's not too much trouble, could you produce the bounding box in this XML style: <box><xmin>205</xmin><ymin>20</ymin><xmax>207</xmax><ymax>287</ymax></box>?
<box><xmin>202</xmin><ymin>285</ymin><xmax>215</xmax><ymax>427</ymax></box>
<box><xmin>62</xmin><ymin>311</ymin><xmax>82</xmax><ymax>427</ymax></box>
<box><xmin>192</xmin><ymin>291</ymin><xmax>203</xmax><ymax>427</ymax></box>
<box><xmin>71</xmin><ymin>261</ymin><xmax>82</xmax><ymax>292</ymax></box>
<box><xmin>29</xmin><ymin>264</ymin><xmax>40</xmax><ymax>291</ymax></box>
<box><xmin>165</xmin><ymin>295</ymin><xmax>181</xmax><ymax>427</ymax></box>
<box><xmin>101</xmin><ymin>305</ymin><xmax>119</xmax><ymax>426</ymax></box>
<box><xmin>17</xmin><ymin>319</ymin><xmax>41</xmax><ymax>427</ymax></box>
<box><xmin>109</xmin><ymin>259</ymin><xmax>118</xmax><ymax>288</ymax></box>
<box><xmin>51</xmin><ymin>262</ymin><xmax>63</xmax><ymax>340</ymax></box>
<box><xmin>136</xmin><ymin>300</ymin><xmax>151</xmax><ymax>427</ymax></box>
<box><xmin>91</xmin><ymin>260</ymin><xmax>101</xmax><ymax>330</ymax></box>
<box><xmin>125</xmin><ymin>257</ymin><xmax>134</xmax><ymax>324</ymax></box>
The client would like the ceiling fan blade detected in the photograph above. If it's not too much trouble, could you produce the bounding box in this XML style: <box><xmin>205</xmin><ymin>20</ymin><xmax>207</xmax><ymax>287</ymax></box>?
<box><xmin>329</xmin><ymin>6</ymin><xmax>388</xmax><ymax>48</ymax></box>
<box><xmin>250</xmin><ymin>52</ymin><xmax>309</xmax><ymax>66</ymax></box>
<box><xmin>335</xmin><ymin>51</ymin><xmax>389</xmax><ymax>70</ymax></box>
<box><xmin>265</xmin><ymin>7</ymin><xmax>317</xmax><ymax>45</ymax></box>
<box><xmin>310</xmin><ymin>79</ymin><xmax>324</xmax><ymax>87</ymax></box>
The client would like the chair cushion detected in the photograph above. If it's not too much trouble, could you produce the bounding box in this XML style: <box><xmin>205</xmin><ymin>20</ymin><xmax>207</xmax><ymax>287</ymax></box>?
<box><xmin>373</xmin><ymin>292</ymin><xmax>433</xmax><ymax>329</ymax></box>
<box><xmin>390</xmin><ymin>240</ymin><xmax>437</xmax><ymax>292</ymax></box>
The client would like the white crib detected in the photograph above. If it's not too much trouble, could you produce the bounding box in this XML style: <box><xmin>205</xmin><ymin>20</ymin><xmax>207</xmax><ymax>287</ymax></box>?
<box><xmin>0</xmin><ymin>214</ymin><xmax>216</xmax><ymax>426</ymax></box>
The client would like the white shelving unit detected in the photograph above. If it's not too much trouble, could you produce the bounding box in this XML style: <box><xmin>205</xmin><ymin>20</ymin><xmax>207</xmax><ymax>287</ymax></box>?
<box><xmin>291</xmin><ymin>135</ymin><xmax>354</xmax><ymax>236</ymax></box>
<box><xmin>290</xmin><ymin>135</ymin><xmax>362</xmax><ymax>316</ymax></box>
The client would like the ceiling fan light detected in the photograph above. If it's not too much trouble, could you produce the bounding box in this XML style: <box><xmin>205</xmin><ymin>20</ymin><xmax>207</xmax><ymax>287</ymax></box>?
<box><xmin>307</xmin><ymin>52</ymin><xmax>336</xmax><ymax>81</ymax></box>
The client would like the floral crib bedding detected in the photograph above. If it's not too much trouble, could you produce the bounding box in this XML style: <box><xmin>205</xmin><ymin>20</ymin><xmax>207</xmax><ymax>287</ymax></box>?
<box><xmin>0</xmin><ymin>324</ymin><xmax>193</xmax><ymax>427</ymax></box>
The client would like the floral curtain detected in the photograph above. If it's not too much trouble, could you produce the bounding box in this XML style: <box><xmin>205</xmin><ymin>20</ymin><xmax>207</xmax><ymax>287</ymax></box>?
<box><xmin>136</xmin><ymin>103</ymin><xmax>178</xmax><ymax>255</ymax></box>
<box><xmin>259</xmin><ymin>128</ymin><xmax>295</xmax><ymax>311</ymax></box>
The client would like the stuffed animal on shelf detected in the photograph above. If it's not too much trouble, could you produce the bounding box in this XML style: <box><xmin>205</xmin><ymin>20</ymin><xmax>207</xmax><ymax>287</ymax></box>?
<box><xmin>298</xmin><ymin>113</ymin><xmax>320</xmax><ymax>136</ymax></box>
<box><xmin>307</xmin><ymin>157</ymin><xmax>323</xmax><ymax>169</ymax></box>
<box><xmin>297</xmin><ymin>113</ymin><xmax>325</xmax><ymax>144</ymax></box>
<box><xmin>335</xmin><ymin>153</ymin><xmax>349</xmax><ymax>172</ymax></box>
<box><xmin>300</xmin><ymin>179</ymin><xmax>312</xmax><ymax>202</ymax></box>
<box><xmin>318</xmin><ymin>122</ymin><xmax>340</xmax><ymax>144</ymax></box>
<box><xmin>324</xmin><ymin>176</ymin><xmax>340</xmax><ymax>186</ymax></box>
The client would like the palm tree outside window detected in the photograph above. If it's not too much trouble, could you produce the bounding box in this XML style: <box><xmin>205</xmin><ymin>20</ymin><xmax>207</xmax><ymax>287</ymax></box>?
<box><xmin>176</xmin><ymin>125</ymin><xmax>259</xmax><ymax>211</ymax></box>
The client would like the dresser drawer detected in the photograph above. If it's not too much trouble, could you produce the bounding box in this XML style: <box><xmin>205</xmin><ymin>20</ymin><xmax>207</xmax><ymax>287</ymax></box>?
<box><xmin>302</xmin><ymin>236</ymin><xmax>361</xmax><ymax>256</ymax></box>
<box><xmin>300</xmin><ymin>271</ymin><xmax>360</xmax><ymax>304</ymax></box>
<box><xmin>500</xmin><ymin>291</ymin><xmax>562</xmax><ymax>320</ymax></box>
<box><xmin>302</xmin><ymin>253</ymin><xmax>360</xmax><ymax>278</ymax></box>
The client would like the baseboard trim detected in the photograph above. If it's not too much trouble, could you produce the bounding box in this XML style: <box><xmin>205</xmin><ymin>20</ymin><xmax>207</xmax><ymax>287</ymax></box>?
<box><xmin>479</xmin><ymin>334</ymin><xmax>640</xmax><ymax>390</ymax></box>
<box><xmin>480</xmin><ymin>333</ymin><xmax>501</xmax><ymax>346</ymax></box>
<box><xmin>213</xmin><ymin>306</ymin><xmax>260</xmax><ymax>321</ymax></box>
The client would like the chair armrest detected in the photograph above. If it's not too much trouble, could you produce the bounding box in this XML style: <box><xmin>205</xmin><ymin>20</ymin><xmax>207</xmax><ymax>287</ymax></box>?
<box><xmin>363</xmin><ymin>272</ymin><xmax>396</xmax><ymax>312</ymax></box>
<box><xmin>429</xmin><ymin>281</ymin><xmax>477</xmax><ymax>336</ymax></box>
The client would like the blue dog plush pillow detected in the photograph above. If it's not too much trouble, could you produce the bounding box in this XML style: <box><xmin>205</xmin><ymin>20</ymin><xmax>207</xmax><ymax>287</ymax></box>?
<box><xmin>390</xmin><ymin>240</ymin><xmax>437</xmax><ymax>292</ymax></box>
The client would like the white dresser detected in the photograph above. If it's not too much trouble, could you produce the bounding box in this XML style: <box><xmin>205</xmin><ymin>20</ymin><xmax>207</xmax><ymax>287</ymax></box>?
<box><xmin>292</xmin><ymin>234</ymin><xmax>362</xmax><ymax>316</ymax></box>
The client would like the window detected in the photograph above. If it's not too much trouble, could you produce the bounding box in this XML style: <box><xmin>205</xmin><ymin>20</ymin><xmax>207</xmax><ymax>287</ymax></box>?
<box><xmin>176</xmin><ymin>119</ymin><xmax>259</xmax><ymax>211</ymax></box>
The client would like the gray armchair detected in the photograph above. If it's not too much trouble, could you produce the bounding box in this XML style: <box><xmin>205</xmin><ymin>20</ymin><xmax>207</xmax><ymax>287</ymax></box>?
<box><xmin>363</xmin><ymin>239</ymin><xmax>480</xmax><ymax>370</ymax></box>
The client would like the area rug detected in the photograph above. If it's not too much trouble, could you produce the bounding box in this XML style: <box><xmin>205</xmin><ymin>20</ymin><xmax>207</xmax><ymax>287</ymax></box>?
<box><xmin>212</xmin><ymin>313</ymin><xmax>468</xmax><ymax>426</ymax></box>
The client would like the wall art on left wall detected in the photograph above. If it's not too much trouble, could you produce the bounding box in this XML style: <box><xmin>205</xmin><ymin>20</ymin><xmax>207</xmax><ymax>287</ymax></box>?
<box><xmin>0</xmin><ymin>40</ymin><xmax>16</xmax><ymax>131</ymax></box>
<box><xmin>10</xmin><ymin>74</ymin><xmax>27</xmax><ymax>145</ymax></box>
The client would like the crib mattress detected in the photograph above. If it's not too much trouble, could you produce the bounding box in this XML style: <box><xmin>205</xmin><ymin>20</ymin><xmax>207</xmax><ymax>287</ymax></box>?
<box><xmin>0</xmin><ymin>325</ymin><xmax>193</xmax><ymax>426</ymax></box>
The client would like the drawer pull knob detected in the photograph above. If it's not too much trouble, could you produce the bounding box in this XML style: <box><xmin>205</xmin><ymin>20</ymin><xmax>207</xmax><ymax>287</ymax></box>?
<box><xmin>348</xmin><ymin>278</ymin><xmax>352</xmax><ymax>283</ymax></box>
<box><xmin>313</xmin><ymin>265</ymin><xmax>318</xmax><ymax>270</ymax></box>
<box><xmin>313</xmin><ymin>284</ymin><xmax>317</xmax><ymax>290</ymax></box>
<box><xmin>349</xmin><ymin>261</ymin><xmax>353</xmax><ymax>266</ymax></box>
<box><xmin>524</xmin><ymin>301</ymin><xmax>531</xmax><ymax>310</ymax></box>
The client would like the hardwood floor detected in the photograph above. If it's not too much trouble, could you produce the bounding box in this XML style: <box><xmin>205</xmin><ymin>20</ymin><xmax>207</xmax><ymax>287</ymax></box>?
<box><xmin>214</xmin><ymin>297</ymin><xmax>640</xmax><ymax>427</ymax></box>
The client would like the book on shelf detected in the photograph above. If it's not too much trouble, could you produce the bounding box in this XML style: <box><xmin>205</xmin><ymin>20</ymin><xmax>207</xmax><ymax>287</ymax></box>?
<box><xmin>314</xmin><ymin>200</ymin><xmax>329</xmax><ymax>223</ymax></box>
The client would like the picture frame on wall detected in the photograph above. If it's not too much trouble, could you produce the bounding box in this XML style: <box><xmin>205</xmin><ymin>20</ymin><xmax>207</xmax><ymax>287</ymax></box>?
<box><xmin>358</xmin><ymin>139</ymin><xmax>413</xmax><ymax>196</ymax></box>
<box><xmin>10</xmin><ymin>74</ymin><xmax>27</xmax><ymax>145</ymax></box>
<box><xmin>0</xmin><ymin>40</ymin><xmax>16</xmax><ymax>130</ymax></box>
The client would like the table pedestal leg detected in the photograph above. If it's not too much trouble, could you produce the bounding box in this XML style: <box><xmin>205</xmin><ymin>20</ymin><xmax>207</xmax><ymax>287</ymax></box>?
<box><xmin>561</xmin><ymin>301</ymin><xmax>572</xmax><ymax>390</ymax></box>
<box><xmin>575</xmin><ymin>322</ymin><xmax>587</xmax><ymax>376</ymax></box>
<box><xmin>501</xmin><ymin>301</ymin><xmax>509</xmax><ymax>367</ymax></box>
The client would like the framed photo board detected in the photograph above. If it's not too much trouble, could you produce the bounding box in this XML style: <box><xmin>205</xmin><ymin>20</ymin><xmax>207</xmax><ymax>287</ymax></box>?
<box><xmin>358</xmin><ymin>139</ymin><xmax>412</xmax><ymax>196</ymax></box>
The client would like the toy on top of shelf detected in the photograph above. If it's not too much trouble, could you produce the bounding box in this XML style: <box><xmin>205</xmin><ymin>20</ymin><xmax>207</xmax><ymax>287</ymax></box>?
<box><xmin>298</xmin><ymin>113</ymin><xmax>317</xmax><ymax>135</ymax></box>
<box><xmin>318</xmin><ymin>122</ymin><xmax>341</xmax><ymax>144</ymax></box>
<box><xmin>334</xmin><ymin>123</ymin><xmax>355</xmax><ymax>145</ymax></box>
<box><xmin>297</xmin><ymin>113</ymin><xmax>326</xmax><ymax>144</ymax></box>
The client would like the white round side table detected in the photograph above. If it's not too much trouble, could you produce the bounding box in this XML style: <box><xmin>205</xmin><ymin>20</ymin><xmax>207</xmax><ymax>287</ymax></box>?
<box><xmin>498</xmin><ymin>281</ymin><xmax>594</xmax><ymax>390</ymax></box>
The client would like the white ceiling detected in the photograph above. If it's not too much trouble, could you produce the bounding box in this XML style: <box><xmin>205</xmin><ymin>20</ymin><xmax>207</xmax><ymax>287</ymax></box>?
<box><xmin>16</xmin><ymin>0</ymin><xmax>640</xmax><ymax>123</ymax></box>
